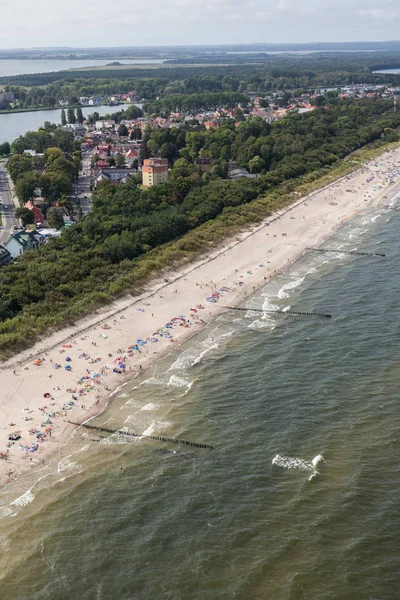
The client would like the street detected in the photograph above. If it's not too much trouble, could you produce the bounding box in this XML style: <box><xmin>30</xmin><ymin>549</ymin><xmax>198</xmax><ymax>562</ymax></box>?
<box><xmin>0</xmin><ymin>162</ymin><xmax>17</xmax><ymax>246</ymax></box>
<box><xmin>73</xmin><ymin>154</ymin><xmax>92</xmax><ymax>215</ymax></box>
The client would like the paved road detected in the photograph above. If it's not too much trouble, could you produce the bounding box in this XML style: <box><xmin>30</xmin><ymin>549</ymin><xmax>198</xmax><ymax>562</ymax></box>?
<box><xmin>74</xmin><ymin>155</ymin><xmax>92</xmax><ymax>216</ymax></box>
<box><xmin>0</xmin><ymin>163</ymin><xmax>17</xmax><ymax>246</ymax></box>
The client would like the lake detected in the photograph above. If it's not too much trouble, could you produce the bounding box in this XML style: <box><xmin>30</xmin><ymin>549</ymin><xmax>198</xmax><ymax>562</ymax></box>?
<box><xmin>373</xmin><ymin>69</ymin><xmax>400</xmax><ymax>74</ymax></box>
<box><xmin>0</xmin><ymin>59</ymin><xmax>164</xmax><ymax>77</ymax></box>
<box><xmin>0</xmin><ymin>104</ymin><xmax>143</xmax><ymax>144</ymax></box>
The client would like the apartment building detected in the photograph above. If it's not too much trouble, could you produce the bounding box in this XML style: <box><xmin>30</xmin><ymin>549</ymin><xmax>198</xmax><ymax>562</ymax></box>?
<box><xmin>142</xmin><ymin>158</ymin><xmax>168</xmax><ymax>188</ymax></box>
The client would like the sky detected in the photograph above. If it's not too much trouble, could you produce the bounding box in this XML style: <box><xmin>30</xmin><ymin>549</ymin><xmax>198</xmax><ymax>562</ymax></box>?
<box><xmin>1</xmin><ymin>0</ymin><xmax>400</xmax><ymax>48</ymax></box>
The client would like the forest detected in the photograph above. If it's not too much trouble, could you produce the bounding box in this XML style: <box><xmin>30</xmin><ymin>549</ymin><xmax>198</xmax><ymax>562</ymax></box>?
<box><xmin>0</xmin><ymin>98</ymin><xmax>399</xmax><ymax>356</ymax></box>
<box><xmin>1</xmin><ymin>52</ymin><xmax>400</xmax><ymax>110</ymax></box>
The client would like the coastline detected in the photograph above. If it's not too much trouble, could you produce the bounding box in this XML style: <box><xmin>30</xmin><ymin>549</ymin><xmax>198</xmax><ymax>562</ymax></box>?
<box><xmin>1</xmin><ymin>144</ymin><xmax>400</xmax><ymax>488</ymax></box>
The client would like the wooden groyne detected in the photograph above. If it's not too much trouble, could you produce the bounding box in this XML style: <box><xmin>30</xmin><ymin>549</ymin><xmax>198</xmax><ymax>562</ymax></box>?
<box><xmin>307</xmin><ymin>247</ymin><xmax>386</xmax><ymax>258</ymax></box>
<box><xmin>69</xmin><ymin>421</ymin><xmax>214</xmax><ymax>450</ymax></box>
<box><xmin>221</xmin><ymin>306</ymin><xmax>332</xmax><ymax>319</ymax></box>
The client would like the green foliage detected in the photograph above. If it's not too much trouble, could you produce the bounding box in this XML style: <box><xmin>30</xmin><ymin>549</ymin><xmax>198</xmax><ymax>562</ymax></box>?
<box><xmin>61</xmin><ymin>108</ymin><xmax>67</xmax><ymax>126</ymax></box>
<box><xmin>15</xmin><ymin>207</ymin><xmax>35</xmax><ymax>226</ymax></box>
<box><xmin>76</xmin><ymin>107</ymin><xmax>84</xmax><ymax>124</ymax></box>
<box><xmin>14</xmin><ymin>171</ymin><xmax>40</xmax><ymax>202</ymax></box>
<box><xmin>118</xmin><ymin>123</ymin><xmax>129</xmax><ymax>137</ymax></box>
<box><xmin>67</xmin><ymin>107</ymin><xmax>76</xmax><ymax>124</ymax></box>
<box><xmin>6</xmin><ymin>154</ymin><xmax>33</xmax><ymax>183</ymax></box>
<box><xmin>47</xmin><ymin>207</ymin><xmax>65</xmax><ymax>229</ymax></box>
<box><xmin>0</xmin><ymin>141</ymin><xmax>10</xmax><ymax>156</ymax></box>
<box><xmin>1</xmin><ymin>98</ymin><xmax>400</xmax><ymax>358</ymax></box>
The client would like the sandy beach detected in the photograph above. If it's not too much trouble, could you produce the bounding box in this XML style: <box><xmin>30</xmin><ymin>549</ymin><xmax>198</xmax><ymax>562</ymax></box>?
<box><xmin>1</xmin><ymin>146</ymin><xmax>400</xmax><ymax>486</ymax></box>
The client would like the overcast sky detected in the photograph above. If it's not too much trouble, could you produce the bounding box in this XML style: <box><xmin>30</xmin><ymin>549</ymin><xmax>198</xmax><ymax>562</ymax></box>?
<box><xmin>1</xmin><ymin>0</ymin><xmax>400</xmax><ymax>48</ymax></box>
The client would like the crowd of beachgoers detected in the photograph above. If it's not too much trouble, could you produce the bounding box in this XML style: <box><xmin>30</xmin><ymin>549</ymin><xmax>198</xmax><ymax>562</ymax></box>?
<box><xmin>1</xmin><ymin>146</ymin><xmax>400</xmax><ymax>486</ymax></box>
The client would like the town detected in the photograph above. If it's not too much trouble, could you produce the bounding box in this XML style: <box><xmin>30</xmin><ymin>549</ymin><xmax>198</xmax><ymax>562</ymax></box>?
<box><xmin>1</xmin><ymin>80</ymin><xmax>400</xmax><ymax>267</ymax></box>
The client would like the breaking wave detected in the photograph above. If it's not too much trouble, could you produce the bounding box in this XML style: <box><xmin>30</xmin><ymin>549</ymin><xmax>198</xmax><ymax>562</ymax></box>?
<box><xmin>272</xmin><ymin>453</ymin><xmax>324</xmax><ymax>481</ymax></box>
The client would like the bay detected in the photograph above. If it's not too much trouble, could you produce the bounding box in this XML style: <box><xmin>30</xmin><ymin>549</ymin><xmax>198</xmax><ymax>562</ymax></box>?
<box><xmin>0</xmin><ymin>195</ymin><xmax>400</xmax><ymax>598</ymax></box>
<box><xmin>0</xmin><ymin>58</ymin><xmax>164</xmax><ymax>77</ymax></box>
<box><xmin>0</xmin><ymin>104</ymin><xmax>143</xmax><ymax>144</ymax></box>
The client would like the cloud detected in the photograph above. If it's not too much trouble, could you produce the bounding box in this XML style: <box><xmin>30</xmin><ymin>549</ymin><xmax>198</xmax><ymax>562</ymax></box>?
<box><xmin>0</xmin><ymin>0</ymin><xmax>400</xmax><ymax>47</ymax></box>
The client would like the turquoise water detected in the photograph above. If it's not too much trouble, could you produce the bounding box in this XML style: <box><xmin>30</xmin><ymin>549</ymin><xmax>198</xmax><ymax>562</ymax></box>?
<box><xmin>1</xmin><ymin>199</ymin><xmax>400</xmax><ymax>599</ymax></box>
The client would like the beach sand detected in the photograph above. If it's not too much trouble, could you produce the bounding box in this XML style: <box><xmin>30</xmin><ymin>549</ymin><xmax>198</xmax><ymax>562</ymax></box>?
<box><xmin>1</xmin><ymin>146</ymin><xmax>400</xmax><ymax>486</ymax></box>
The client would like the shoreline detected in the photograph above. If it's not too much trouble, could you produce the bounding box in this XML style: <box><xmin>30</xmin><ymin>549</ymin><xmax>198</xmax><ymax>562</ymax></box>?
<box><xmin>1</xmin><ymin>145</ymin><xmax>400</xmax><ymax>489</ymax></box>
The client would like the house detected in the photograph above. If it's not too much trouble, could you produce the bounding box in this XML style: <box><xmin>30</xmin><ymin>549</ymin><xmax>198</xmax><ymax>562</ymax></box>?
<box><xmin>0</xmin><ymin>92</ymin><xmax>14</xmax><ymax>103</ymax></box>
<box><xmin>142</xmin><ymin>158</ymin><xmax>168</xmax><ymax>188</ymax></box>
<box><xmin>228</xmin><ymin>164</ymin><xmax>258</xmax><ymax>180</ymax></box>
<box><xmin>94</xmin><ymin>169</ymin><xmax>136</xmax><ymax>187</ymax></box>
<box><xmin>88</xmin><ymin>96</ymin><xmax>103</xmax><ymax>106</ymax></box>
<box><xmin>95</xmin><ymin>120</ymin><xmax>115</xmax><ymax>131</ymax></box>
<box><xmin>125</xmin><ymin>148</ymin><xmax>139</xmax><ymax>160</ymax></box>
<box><xmin>195</xmin><ymin>158</ymin><xmax>214</xmax><ymax>173</ymax></box>
<box><xmin>204</xmin><ymin>121</ymin><xmax>220</xmax><ymax>130</ymax></box>
<box><xmin>4</xmin><ymin>230</ymin><xmax>45</xmax><ymax>259</ymax></box>
<box><xmin>24</xmin><ymin>201</ymin><xmax>45</xmax><ymax>226</ymax></box>
<box><xmin>0</xmin><ymin>245</ymin><xmax>12</xmax><ymax>267</ymax></box>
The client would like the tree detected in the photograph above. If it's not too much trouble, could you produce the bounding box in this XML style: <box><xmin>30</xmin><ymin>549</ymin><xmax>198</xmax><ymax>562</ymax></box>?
<box><xmin>118</xmin><ymin>124</ymin><xmax>129</xmax><ymax>137</ymax></box>
<box><xmin>15</xmin><ymin>207</ymin><xmax>35</xmax><ymax>227</ymax></box>
<box><xmin>123</xmin><ymin>105</ymin><xmax>143</xmax><ymax>120</ymax></box>
<box><xmin>67</xmin><ymin>107</ymin><xmax>76</xmax><ymax>124</ymax></box>
<box><xmin>61</xmin><ymin>108</ymin><xmax>67</xmax><ymax>126</ymax></box>
<box><xmin>115</xmin><ymin>154</ymin><xmax>125</xmax><ymax>168</ymax></box>
<box><xmin>44</xmin><ymin>147</ymin><xmax>64</xmax><ymax>164</ymax></box>
<box><xmin>6</xmin><ymin>154</ymin><xmax>33</xmax><ymax>183</ymax></box>
<box><xmin>47</xmin><ymin>207</ymin><xmax>65</xmax><ymax>229</ymax></box>
<box><xmin>76</xmin><ymin>107</ymin><xmax>84</xmax><ymax>124</ymax></box>
<box><xmin>87</xmin><ymin>111</ymin><xmax>100</xmax><ymax>124</ymax></box>
<box><xmin>0</xmin><ymin>142</ymin><xmax>10</xmax><ymax>156</ymax></box>
<box><xmin>130</xmin><ymin>127</ymin><xmax>142</xmax><ymax>140</ymax></box>
<box><xmin>107</xmin><ymin>157</ymin><xmax>116</xmax><ymax>167</ymax></box>
<box><xmin>248</xmin><ymin>155</ymin><xmax>266</xmax><ymax>173</ymax></box>
<box><xmin>14</xmin><ymin>171</ymin><xmax>40</xmax><ymax>202</ymax></box>
<box><xmin>40</xmin><ymin>171</ymin><xmax>73</xmax><ymax>204</ymax></box>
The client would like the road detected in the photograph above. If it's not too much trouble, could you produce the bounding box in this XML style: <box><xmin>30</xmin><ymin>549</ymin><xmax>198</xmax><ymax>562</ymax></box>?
<box><xmin>73</xmin><ymin>154</ymin><xmax>93</xmax><ymax>216</ymax></box>
<box><xmin>0</xmin><ymin>162</ymin><xmax>17</xmax><ymax>246</ymax></box>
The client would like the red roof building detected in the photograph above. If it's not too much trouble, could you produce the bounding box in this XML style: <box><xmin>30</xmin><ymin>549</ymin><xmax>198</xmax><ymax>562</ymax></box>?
<box><xmin>24</xmin><ymin>200</ymin><xmax>45</xmax><ymax>225</ymax></box>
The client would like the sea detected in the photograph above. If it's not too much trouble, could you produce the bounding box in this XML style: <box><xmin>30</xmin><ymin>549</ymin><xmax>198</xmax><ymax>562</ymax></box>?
<box><xmin>0</xmin><ymin>191</ymin><xmax>400</xmax><ymax>599</ymax></box>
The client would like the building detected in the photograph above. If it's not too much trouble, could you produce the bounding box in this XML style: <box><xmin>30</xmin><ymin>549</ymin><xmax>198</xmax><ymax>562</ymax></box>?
<box><xmin>195</xmin><ymin>158</ymin><xmax>214</xmax><ymax>173</ymax></box>
<box><xmin>142</xmin><ymin>158</ymin><xmax>168</xmax><ymax>188</ymax></box>
<box><xmin>0</xmin><ymin>245</ymin><xmax>12</xmax><ymax>267</ymax></box>
<box><xmin>24</xmin><ymin>201</ymin><xmax>45</xmax><ymax>226</ymax></box>
<box><xmin>95</xmin><ymin>120</ymin><xmax>115</xmax><ymax>131</ymax></box>
<box><xmin>4</xmin><ymin>230</ymin><xmax>45</xmax><ymax>259</ymax></box>
<box><xmin>93</xmin><ymin>169</ymin><xmax>136</xmax><ymax>187</ymax></box>
<box><xmin>0</xmin><ymin>92</ymin><xmax>14</xmax><ymax>103</ymax></box>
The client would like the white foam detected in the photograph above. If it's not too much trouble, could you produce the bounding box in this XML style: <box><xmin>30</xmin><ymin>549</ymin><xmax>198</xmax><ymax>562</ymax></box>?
<box><xmin>0</xmin><ymin>506</ymin><xmax>17</xmax><ymax>519</ymax></box>
<box><xmin>272</xmin><ymin>453</ymin><xmax>324</xmax><ymax>481</ymax></box>
<box><xmin>141</xmin><ymin>423</ymin><xmax>156</xmax><ymax>436</ymax></box>
<box><xmin>140</xmin><ymin>403</ymin><xmax>160</xmax><ymax>411</ymax></box>
<box><xmin>109</xmin><ymin>383</ymin><xmax>128</xmax><ymax>398</ymax></box>
<box><xmin>57</xmin><ymin>456</ymin><xmax>77</xmax><ymax>473</ymax></box>
<box><xmin>277</xmin><ymin>277</ymin><xmax>305</xmax><ymax>300</ymax></box>
<box><xmin>167</xmin><ymin>375</ymin><xmax>192</xmax><ymax>388</ymax></box>
<box><xmin>170</xmin><ymin>337</ymin><xmax>219</xmax><ymax>370</ymax></box>
<box><xmin>10</xmin><ymin>489</ymin><xmax>35</xmax><ymax>507</ymax></box>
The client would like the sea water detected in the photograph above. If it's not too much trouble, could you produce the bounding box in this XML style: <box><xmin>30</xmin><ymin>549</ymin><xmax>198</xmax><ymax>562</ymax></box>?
<box><xmin>1</xmin><ymin>198</ymin><xmax>400</xmax><ymax>599</ymax></box>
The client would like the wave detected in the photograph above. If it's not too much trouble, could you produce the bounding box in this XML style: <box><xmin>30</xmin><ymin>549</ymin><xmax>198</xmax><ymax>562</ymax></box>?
<box><xmin>277</xmin><ymin>277</ymin><xmax>305</xmax><ymax>300</ymax></box>
<box><xmin>272</xmin><ymin>453</ymin><xmax>324</xmax><ymax>481</ymax></box>
<box><xmin>10</xmin><ymin>489</ymin><xmax>35</xmax><ymax>507</ymax></box>
<box><xmin>140</xmin><ymin>403</ymin><xmax>160</xmax><ymax>411</ymax></box>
